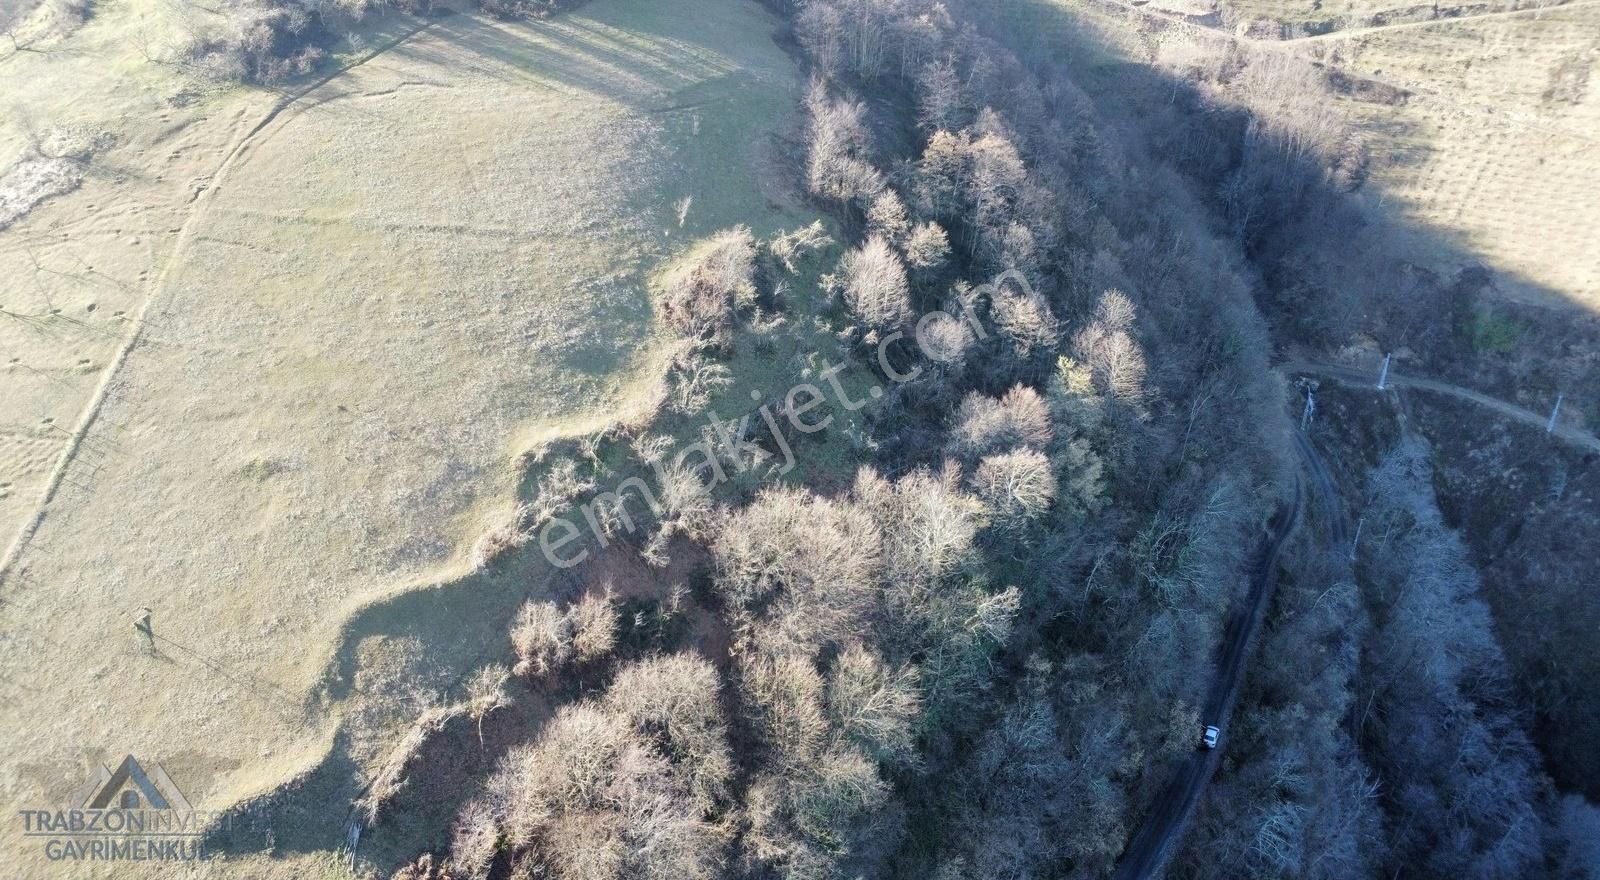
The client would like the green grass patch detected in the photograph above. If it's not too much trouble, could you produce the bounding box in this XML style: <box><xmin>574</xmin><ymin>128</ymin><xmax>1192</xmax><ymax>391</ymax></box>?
<box><xmin>1466</xmin><ymin>307</ymin><xmax>1527</xmax><ymax>354</ymax></box>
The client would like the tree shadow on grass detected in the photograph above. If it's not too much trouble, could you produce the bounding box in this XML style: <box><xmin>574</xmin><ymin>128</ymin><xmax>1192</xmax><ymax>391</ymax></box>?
<box><xmin>203</xmin><ymin>555</ymin><xmax>580</xmax><ymax>864</ymax></box>
<box><xmin>382</xmin><ymin>0</ymin><xmax>762</xmax><ymax>112</ymax></box>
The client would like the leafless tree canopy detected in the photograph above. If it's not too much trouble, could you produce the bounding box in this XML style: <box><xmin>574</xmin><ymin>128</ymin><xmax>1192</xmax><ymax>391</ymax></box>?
<box><xmin>804</xmin><ymin>80</ymin><xmax>883</xmax><ymax>203</ymax></box>
<box><xmin>389</xmin><ymin>0</ymin><xmax>1577</xmax><ymax>876</ymax></box>
<box><xmin>837</xmin><ymin>234</ymin><xmax>912</xmax><ymax>331</ymax></box>
<box><xmin>947</xmin><ymin>384</ymin><xmax>1053</xmax><ymax>461</ymax></box>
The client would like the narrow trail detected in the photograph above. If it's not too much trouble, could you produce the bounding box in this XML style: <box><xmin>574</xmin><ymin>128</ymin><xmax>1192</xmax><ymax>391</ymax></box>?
<box><xmin>1295</xmin><ymin>429</ymin><xmax>1349</xmax><ymax>548</ymax></box>
<box><xmin>1281</xmin><ymin>360</ymin><xmax>1600</xmax><ymax>454</ymax></box>
<box><xmin>0</xmin><ymin>16</ymin><xmax>443</xmax><ymax>588</ymax></box>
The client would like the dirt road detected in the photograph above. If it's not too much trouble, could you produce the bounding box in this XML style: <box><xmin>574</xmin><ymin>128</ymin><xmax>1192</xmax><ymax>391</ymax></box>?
<box><xmin>1282</xmin><ymin>360</ymin><xmax>1600</xmax><ymax>454</ymax></box>
<box><xmin>1111</xmin><ymin>474</ymin><xmax>1303</xmax><ymax>880</ymax></box>
<box><xmin>1288</xmin><ymin>0</ymin><xmax>1600</xmax><ymax>42</ymax></box>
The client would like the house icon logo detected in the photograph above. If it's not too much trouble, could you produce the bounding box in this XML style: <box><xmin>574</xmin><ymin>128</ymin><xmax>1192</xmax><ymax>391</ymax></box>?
<box><xmin>67</xmin><ymin>756</ymin><xmax>192</xmax><ymax>812</ymax></box>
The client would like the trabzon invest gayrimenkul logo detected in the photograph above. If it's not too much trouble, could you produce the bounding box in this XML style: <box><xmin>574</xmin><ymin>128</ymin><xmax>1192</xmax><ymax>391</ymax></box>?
<box><xmin>17</xmin><ymin>756</ymin><xmax>211</xmax><ymax>862</ymax></box>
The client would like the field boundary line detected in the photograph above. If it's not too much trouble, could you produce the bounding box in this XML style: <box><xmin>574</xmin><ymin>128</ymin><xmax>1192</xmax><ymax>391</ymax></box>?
<box><xmin>0</xmin><ymin>14</ymin><xmax>444</xmax><ymax>588</ymax></box>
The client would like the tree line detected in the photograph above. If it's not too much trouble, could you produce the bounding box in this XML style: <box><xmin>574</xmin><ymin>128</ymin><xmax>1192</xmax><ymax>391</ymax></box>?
<box><xmin>374</xmin><ymin>0</ymin><xmax>1598</xmax><ymax>878</ymax></box>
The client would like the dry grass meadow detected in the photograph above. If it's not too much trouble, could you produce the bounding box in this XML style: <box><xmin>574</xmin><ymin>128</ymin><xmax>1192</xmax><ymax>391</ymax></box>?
<box><xmin>0</xmin><ymin>0</ymin><xmax>808</xmax><ymax>874</ymax></box>
<box><xmin>1301</xmin><ymin>2</ymin><xmax>1600</xmax><ymax>307</ymax></box>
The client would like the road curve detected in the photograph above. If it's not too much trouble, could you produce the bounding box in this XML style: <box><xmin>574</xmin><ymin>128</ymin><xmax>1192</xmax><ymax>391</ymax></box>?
<box><xmin>1281</xmin><ymin>360</ymin><xmax>1600</xmax><ymax>455</ymax></box>
<box><xmin>1111</xmin><ymin>476</ymin><xmax>1303</xmax><ymax>880</ymax></box>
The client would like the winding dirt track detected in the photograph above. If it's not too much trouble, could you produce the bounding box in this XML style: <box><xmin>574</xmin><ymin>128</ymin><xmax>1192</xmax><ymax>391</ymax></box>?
<box><xmin>1113</xmin><ymin>355</ymin><xmax>1593</xmax><ymax>877</ymax></box>
<box><xmin>1081</xmin><ymin>0</ymin><xmax>1593</xmax><ymax>44</ymax></box>
<box><xmin>1111</xmin><ymin>471</ymin><xmax>1303</xmax><ymax>880</ymax></box>
<box><xmin>1281</xmin><ymin>360</ymin><xmax>1600</xmax><ymax>454</ymax></box>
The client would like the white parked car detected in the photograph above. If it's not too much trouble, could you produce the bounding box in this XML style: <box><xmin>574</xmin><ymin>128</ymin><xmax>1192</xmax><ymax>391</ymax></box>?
<box><xmin>1202</xmin><ymin>725</ymin><xmax>1221</xmax><ymax>749</ymax></box>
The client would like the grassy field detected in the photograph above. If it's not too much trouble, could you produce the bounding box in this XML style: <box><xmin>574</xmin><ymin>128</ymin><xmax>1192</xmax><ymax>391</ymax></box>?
<box><xmin>0</xmin><ymin>0</ymin><xmax>809</xmax><ymax>874</ymax></box>
<box><xmin>1303</xmin><ymin>2</ymin><xmax>1600</xmax><ymax>307</ymax></box>
<box><xmin>0</xmin><ymin>0</ymin><xmax>262</xmax><ymax>573</ymax></box>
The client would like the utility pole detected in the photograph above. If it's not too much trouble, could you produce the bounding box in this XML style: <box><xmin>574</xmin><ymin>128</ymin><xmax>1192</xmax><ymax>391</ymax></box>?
<box><xmin>1376</xmin><ymin>353</ymin><xmax>1391</xmax><ymax>391</ymax></box>
<box><xmin>1547</xmin><ymin>393</ymin><xmax>1564</xmax><ymax>433</ymax></box>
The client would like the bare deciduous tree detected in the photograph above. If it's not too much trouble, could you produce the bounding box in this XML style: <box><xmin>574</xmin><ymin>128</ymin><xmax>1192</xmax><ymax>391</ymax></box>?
<box><xmin>713</xmin><ymin>484</ymin><xmax>883</xmax><ymax>652</ymax></box>
<box><xmin>604</xmin><ymin>653</ymin><xmax>733</xmax><ymax>811</ymax></box>
<box><xmin>947</xmin><ymin>384</ymin><xmax>1053</xmax><ymax>461</ymax></box>
<box><xmin>826</xmin><ymin>646</ymin><xmax>921</xmax><ymax>764</ymax></box>
<box><xmin>973</xmin><ymin>448</ymin><xmax>1057</xmax><ymax>529</ymax></box>
<box><xmin>739</xmin><ymin>651</ymin><xmax>829</xmax><ymax>763</ymax></box>
<box><xmin>449</xmin><ymin>799</ymin><xmax>499</xmax><ymax>879</ymax></box>
<box><xmin>989</xmin><ymin>280</ymin><xmax>1060</xmax><ymax>376</ymax></box>
<box><xmin>569</xmin><ymin>590</ymin><xmax>619</xmax><ymax>664</ymax></box>
<box><xmin>465</xmin><ymin>664</ymin><xmax>511</xmax><ymax>747</ymax></box>
<box><xmin>916</xmin><ymin>59</ymin><xmax>965</xmax><ymax>131</ymax></box>
<box><xmin>1073</xmin><ymin>290</ymin><xmax>1149</xmax><ymax>402</ymax></box>
<box><xmin>475</xmin><ymin>662</ymin><xmax>730</xmax><ymax>880</ymax></box>
<box><xmin>657</xmin><ymin>226</ymin><xmax>758</xmax><ymax>346</ymax></box>
<box><xmin>867</xmin><ymin>189</ymin><xmax>911</xmax><ymax>243</ymax></box>
<box><xmin>804</xmin><ymin>80</ymin><xmax>884</xmax><ymax>203</ymax></box>
<box><xmin>838</xmin><ymin>234</ymin><xmax>912</xmax><ymax>331</ymax></box>
<box><xmin>853</xmin><ymin>464</ymin><xmax>984</xmax><ymax>595</ymax></box>
<box><xmin>916</xmin><ymin>308</ymin><xmax>975</xmax><ymax>372</ymax></box>
<box><xmin>768</xmin><ymin>220</ymin><xmax>833</xmax><ymax>274</ymax></box>
<box><xmin>903</xmin><ymin>220</ymin><xmax>950</xmax><ymax>272</ymax></box>
<box><xmin>743</xmin><ymin>745</ymin><xmax>897</xmax><ymax>880</ymax></box>
<box><xmin>1043</xmin><ymin>357</ymin><xmax>1110</xmax><ymax>519</ymax></box>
